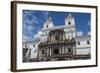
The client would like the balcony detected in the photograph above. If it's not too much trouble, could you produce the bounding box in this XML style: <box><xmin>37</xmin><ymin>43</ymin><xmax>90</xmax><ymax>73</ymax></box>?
<box><xmin>39</xmin><ymin>39</ymin><xmax>75</xmax><ymax>47</ymax></box>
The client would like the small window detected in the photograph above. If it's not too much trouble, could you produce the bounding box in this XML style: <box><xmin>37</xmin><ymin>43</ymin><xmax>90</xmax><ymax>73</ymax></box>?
<box><xmin>55</xmin><ymin>36</ymin><xmax>59</xmax><ymax>40</ymax></box>
<box><xmin>68</xmin><ymin>48</ymin><xmax>71</xmax><ymax>53</ymax></box>
<box><xmin>33</xmin><ymin>44</ymin><xmax>35</xmax><ymax>47</ymax></box>
<box><xmin>46</xmin><ymin>25</ymin><xmax>48</xmax><ymax>28</ymax></box>
<box><xmin>42</xmin><ymin>50</ymin><xmax>44</xmax><ymax>54</ymax></box>
<box><xmin>78</xmin><ymin>42</ymin><xmax>80</xmax><ymax>45</ymax></box>
<box><xmin>87</xmin><ymin>41</ymin><xmax>90</xmax><ymax>44</ymax></box>
<box><xmin>68</xmin><ymin>22</ymin><xmax>71</xmax><ymax>25</ymax></box>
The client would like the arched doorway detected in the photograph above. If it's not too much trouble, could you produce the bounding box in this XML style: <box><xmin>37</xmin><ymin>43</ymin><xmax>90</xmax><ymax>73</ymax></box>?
<box><xmin>53</xmin><ymin>48</ymin><xmax>59</xmax><ymax>55</ymax></box>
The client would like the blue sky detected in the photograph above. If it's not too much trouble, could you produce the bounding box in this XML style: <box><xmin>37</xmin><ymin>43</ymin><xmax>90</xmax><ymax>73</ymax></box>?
<box><xmin>22</xmin><ymin>10</ymin><xmax>91</xmax><ymax>42</ymax></box>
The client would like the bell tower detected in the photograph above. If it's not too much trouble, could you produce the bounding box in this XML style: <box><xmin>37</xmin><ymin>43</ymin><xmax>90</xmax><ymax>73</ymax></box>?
<box><xmin>43</xmin><ymin>17</ymin><xmax>54</xmax><ymax>29</ymax></box>
<box><xmin>64</xmin><ymin>13</ymin><xmax>76</xmax><ymax>40</ymax></box>
<box><xmin>41</xmin><ymin>17</ymin><xmax>54</xmax><ymax>42</ymax></box>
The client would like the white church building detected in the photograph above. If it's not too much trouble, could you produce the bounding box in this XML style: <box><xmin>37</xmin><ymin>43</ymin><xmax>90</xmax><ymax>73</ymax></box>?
<box><xmin>23</xmin><ymin>14</ymin><xmax>91</xmax><ymax>62</ymax></box>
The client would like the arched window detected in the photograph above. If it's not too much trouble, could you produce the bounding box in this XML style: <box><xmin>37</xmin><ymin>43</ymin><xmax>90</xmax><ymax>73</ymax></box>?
<box><xmin>33</xmin><ymin>44</ymin><xmax>35</xmax><ymax>47</ymax></box>
<box><xmin>78</xmin><ymin>42</ymin><xmax>80</xmax><ymax>45</ymax></box>
<box><xmin>67</xmin><ymin>48</ymin><xmax>71</xmax><ymax>54</ymax></box>
<box><xmin>87</xmin><ymin>41</ymin><xmax>90</xmax><ymax>44</ymax></box>
<box><xmin>46</xmin><ymin>25</ymin><xmax>48</xmax><ymax>28</ymax></box>
<box><xmin>68</xmin><ymin>21</ymin><xmax>71</xmax><ymax>25</ymax></box>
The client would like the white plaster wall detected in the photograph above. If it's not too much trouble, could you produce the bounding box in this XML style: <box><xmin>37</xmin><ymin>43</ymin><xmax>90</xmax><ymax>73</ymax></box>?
<box><xmin>76</xmin><ymin>48</ymin><xmax>90</xmax><ymax>55</ymax></box>
<box><xmin>76</xmin><ymin>40</ymin><xmax>90</xmax><ymax>48</ymax></box>
<box><xmin>43</xmin><ymin>21</ymin><xmax>54</xmax><ymax>29</ymax></box>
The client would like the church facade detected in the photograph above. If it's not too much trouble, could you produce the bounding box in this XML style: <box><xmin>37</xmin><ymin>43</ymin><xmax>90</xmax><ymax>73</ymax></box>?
<box><xmin>23</xmin><ymin>14</ymin><xmax>91</xmax><ymax>62</ymax></box>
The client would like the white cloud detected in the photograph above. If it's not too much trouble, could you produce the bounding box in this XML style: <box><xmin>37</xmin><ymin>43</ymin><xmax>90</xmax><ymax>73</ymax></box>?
<box><xmin>24</xmin><ymin>19</ymin><xmax>32</xmax><ymax>25</ymax></box>
<box><xmin>26</xmin><ymin>25</ymin><xmax>34</xmax><ymax>31</ymax></box>
<box><xmin>24</xmin><ymin>10</ymin><xmax>33</xmax><ymax>14</ymax></box>
<box><xmin>23</xmin><ymin>35</ymin><xmax>33</xmax><ymax>42</ymax></box>
<box><xmin>88</xmin><ymin>20</ymin><xmax>91</xmax><ymax>26</ymax></box>
<box><xmin>34</xmin><ymin>31</ymin><xmax>42</xmax><ymax>39</ymax></box>
<box><xmin>42</xmin><ymin>12</ymin><xmax>49</xmax><ymax>16</ymax></box>
<box><xmin>24</xmin><ymin>12</ymin><xmax>39</xmax><ymax>25</ymax></box>
<box><xmin>42</xmin><ymin>12</ymin><xmax>49</xmax><ymax>20</ymax></box>
<box><xmin>88</xmin><ymin>31</ymin><xmax>91</xmax><ymax>35</ymax></box>
<box><xmin>77</xmin><ymin>31</ymin><xmax>83</xmax><ymax>36</ymax></box>
<box><xmin>31</xmin><ymin>16</ymin><xmax>39</xmax><ymax>24</ymax></box>
<box><xmin>23</xmin><ymin>35</ymin><xmax>29</xmax><ymax>42</ymax></box>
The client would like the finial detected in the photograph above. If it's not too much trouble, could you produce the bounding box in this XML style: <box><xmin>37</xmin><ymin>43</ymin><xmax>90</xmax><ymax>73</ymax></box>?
<box><xmin>65</xmin><ymin>13</ymin><xmax>72</xmax><ymax>19</ymax></box>
<box><xmin>66</xmin><ymin>13</ymin><xmax>72</xmax><ymax>19</ymax></box>
<box><xmin>69</xmin><ymin>13</ymin><xmax>72</xmax><ymax>17</ymax></box>
<box><xmin>45</xmin><ymin>16</ymin><xmax>52</xmax><ymax>22</ymax></box>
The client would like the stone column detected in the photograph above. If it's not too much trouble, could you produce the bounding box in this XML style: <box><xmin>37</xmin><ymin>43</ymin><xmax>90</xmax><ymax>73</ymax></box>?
<box><xmin>49</xmin><ymin>46</ymin><xmax>51</xmax><ymax>56</ymax></box>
